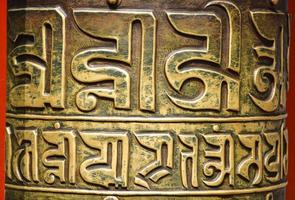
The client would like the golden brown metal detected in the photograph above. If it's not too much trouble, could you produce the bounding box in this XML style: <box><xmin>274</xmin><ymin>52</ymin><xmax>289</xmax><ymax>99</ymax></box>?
<box><xmin>6</xmin><ymin>0</ymin><xmax>290</xmax><ymax>199</ymax></box>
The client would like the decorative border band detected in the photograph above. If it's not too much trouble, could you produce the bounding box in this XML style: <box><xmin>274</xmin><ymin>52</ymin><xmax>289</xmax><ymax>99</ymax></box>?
<box><xmin>6</xmin><ymin>113</ymin><xmax>287</xmax><ymax>123</ymax></box>
<box><xmin>5</xmin><ymin>182</ymin><xmax>287</xmax><ymax>196</ymax></box>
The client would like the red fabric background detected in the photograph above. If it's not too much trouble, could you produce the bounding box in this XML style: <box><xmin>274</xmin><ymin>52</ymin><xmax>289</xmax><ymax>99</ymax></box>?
<box><xmin>0</xmin><ymin>0</ymin><xmax>7</xmax><ymax>199</ymax></box>
<box><xmin>0</xmin><ymin>0</ymin><xmax>294</xmax><ymax>199</ymax></box>
<box><xmin>287</xmin><ymin>0</ymin><xmax>295</xmax><ymax>198</ymax></box>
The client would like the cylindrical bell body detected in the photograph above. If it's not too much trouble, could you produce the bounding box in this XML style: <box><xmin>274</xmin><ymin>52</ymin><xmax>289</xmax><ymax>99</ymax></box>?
<box><xmin>6</xmin><ymin>0</ymin><xmax>289</xmax><ymax>199</ymax></box>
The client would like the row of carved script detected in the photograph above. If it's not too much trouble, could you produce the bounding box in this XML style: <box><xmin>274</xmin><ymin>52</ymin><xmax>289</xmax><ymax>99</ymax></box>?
<box><xmin>6</xmin><ymin>122</ymin><xmax>288</xmax><ymax>190</ymax></box>
<box><xmin>8</xmin><ymin>1</ymin><xmax>290</xmax><ymax>113</ymax></box>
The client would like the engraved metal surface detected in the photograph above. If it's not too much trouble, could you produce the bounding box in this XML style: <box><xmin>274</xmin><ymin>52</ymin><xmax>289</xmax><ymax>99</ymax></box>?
<box><xmin>6</xmin><ymin>0</ymin><xmax>290</xmax><ymax>199</ymax></box>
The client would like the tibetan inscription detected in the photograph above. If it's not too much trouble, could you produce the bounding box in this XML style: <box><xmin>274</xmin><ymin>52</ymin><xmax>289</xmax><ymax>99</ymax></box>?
<box><xmin>6</xmin><ymin>0</ymin><xmax>290</xmax><ymax>200</ymax></box>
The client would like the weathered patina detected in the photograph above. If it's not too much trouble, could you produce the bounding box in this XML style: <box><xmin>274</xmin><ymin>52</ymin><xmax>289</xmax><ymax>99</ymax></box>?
<box><xmin>6</xmin><ymin>0</ymin><xmax>290</xmax><ymax>199</ymax></box>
